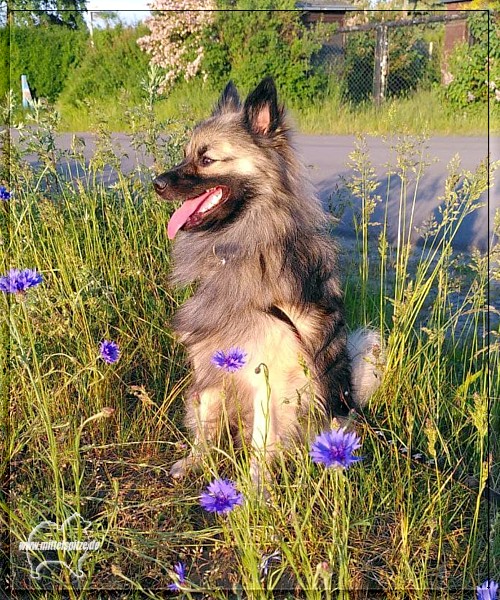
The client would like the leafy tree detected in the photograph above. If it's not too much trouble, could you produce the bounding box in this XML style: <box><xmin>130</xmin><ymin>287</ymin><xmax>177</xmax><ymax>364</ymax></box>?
<box><xmin>200</xmin><ymin>1</ymin><xmax>328</xmax><ymax>106</ymax></box>
<box><xmin>89</xmin><ymin>11</ymin><xmax>121</xmax><ymax>29</ymax></box>
<box><xmin>137</xmin><ymin>0</ymin><xmax>214</xmax><ymax>92</ymax></box>
<box><xmin>8</xmin><ymin>0</ymin><xmax>87</xmax><ymax>29</ymax></box>
<box><xmin>136</xmin><ymin>0</ymin><xmax>326</xmax><ymax>104</ymax></box>
<box><xmin>59</xmin><ymin>24</ymin><xmax>150</xmax><ymax>106</ymax></box>
<box><xmin>3</xmin><ymin>23</ymin><xmax>88</xmax><ymax>101</ymax></box>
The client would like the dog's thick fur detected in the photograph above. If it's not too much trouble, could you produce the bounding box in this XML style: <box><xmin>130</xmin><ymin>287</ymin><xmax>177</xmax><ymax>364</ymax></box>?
<box><xmin>154</xmin><ymin>77</ymin><xmax>382</xmax><ymax>485</ymax></box>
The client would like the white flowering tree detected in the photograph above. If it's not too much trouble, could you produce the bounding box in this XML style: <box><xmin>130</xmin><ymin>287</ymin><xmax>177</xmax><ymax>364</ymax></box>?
<box><xmin>137</xmin><ymin>0</ymin><xmax>214</xmax><ymax>92</ymax></box>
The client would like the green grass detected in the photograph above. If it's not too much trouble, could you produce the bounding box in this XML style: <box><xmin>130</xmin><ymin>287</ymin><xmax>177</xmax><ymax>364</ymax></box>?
<box><xmin>1</xmin><ymin>102</ymin><xmax>498</xmax><ymax>599</ymax></box>
<box><xmin>55</xmin><ymin>79</ymin><xmax>217</xmax><ymax>133</ymax></box>
<box><xmin>50</xmin><ymin>79</ymin><xmax>497</xmax><ymax>135</ymax></box>
<box><xmin>293</xmin><ymin>87</ymin><xmax>494</xmax><ymax>136</ymax></box>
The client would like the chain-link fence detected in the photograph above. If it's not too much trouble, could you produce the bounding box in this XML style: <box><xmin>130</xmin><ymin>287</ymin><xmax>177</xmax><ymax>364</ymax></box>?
<box><xmin>314</xmin><ymin>12</ymin><xmax>469</xmax><ymax>106</ymax></box>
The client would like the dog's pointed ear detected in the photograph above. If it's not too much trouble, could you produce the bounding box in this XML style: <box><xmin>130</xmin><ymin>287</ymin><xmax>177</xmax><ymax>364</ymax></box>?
<box><xmin>243</xmin><ymin>77</ymin><xmax>284</xmax><ymax>136</ymax></box>
<box><xmin>212</xmin><ymin>81</ymin><xmax>241</xmax><ymax>116</ymax></box>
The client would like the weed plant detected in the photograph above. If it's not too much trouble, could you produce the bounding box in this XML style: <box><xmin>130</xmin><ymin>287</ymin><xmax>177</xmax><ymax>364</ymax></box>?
<box><xmin>0</xmin><ymin>89</ymin><xmax>498</xmax><ymax>599</ymax></box>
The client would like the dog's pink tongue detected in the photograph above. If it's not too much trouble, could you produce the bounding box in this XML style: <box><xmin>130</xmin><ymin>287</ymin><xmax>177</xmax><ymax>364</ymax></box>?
<box><xmin>167</xmin><ymin>190</ymin><xmax>212</xmax><ymax>240</ymax></box>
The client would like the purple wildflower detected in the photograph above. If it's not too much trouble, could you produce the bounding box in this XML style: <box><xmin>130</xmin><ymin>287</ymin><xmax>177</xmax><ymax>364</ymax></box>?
<box><xmin>310</xmin><ymin>427</ymin><xmax>363</xmax><ymax>469</ymax></box>
<box><xmin>0</xmin><ymin>186</ymin><xmax>11</xmax><ymax>201</ymax></box>
<box><xmin>200</xmin><ymin>478</ymin><xmax>244</xmax><ymax>514</ymax></box>
<box><xmin>99</xmin><ymin>340</ymin><xmax>120</xmax><ymax>364</ymax></box>
<box><xmin>211</xmin><ymin>347</ymin><xmax>247</xmax><ymax>372</ymax></box>
<box><xmin>0</xmin><ymin>268</ymin><xmax>42</xmax><ymax>294</ymax></box>
<box><xmin>477</xmin><ymin>581</ymin><xmax>498</xmax><ymax>600</ymax></box>
<box><xmin>167</xmin><ymin>562</ymin><xmax>186</xmax><ymax>592</ymax></box>
<box><xmin>260</xmin><ymin>550</ymin><xmax>281</xmax><ymax>577</ymax></box>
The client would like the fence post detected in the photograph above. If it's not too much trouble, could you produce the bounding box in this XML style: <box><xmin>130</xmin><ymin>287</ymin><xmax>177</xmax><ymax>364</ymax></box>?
<box><xmin>373</xmin><ymin>24</ymin><xmax>389</xmax><ymax>107</ymax></box>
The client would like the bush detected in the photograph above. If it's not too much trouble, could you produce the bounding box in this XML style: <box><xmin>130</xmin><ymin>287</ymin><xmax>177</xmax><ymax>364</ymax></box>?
<box><xmin>343</xmin><ymin>32</ymin><xmax>375</xmax><ymax>104</ymax></box>
<box><xmin>1</xmin><ymin>24</ymin><xmax>88</xmax><ymax>103</ymax></box>
<box><xmin>59</xmin><ymin>24</ymin><xmax>151</xmax><ymax>107</ymax></box>
<box><xmin>201</xmin><ymin>3</ymin><xmax>328</xmax><ymax>106</ymax></box>
<box><xmin>136</xmin><ymin>1</ymin><xmax>214</xmax><ymax>92</ymax></box>
<box><xmin>0</xmin><ymin>28</ymin><xmax>8</xmax><ymax>100</ymax></box>
<box><xmin>342</xmin><ymin>26</ymin><xmax>439</xmax><ymax>105</ymax></box>
<box><xmin>442</xmin><ymin>12</ymin><xmax>500</xmax><ymax>112</ymax></box>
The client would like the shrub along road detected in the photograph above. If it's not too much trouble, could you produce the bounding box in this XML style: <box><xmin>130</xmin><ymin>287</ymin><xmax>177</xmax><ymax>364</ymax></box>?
<box><xmin>11</xmin><ymin>130</ymin><xmax>499</xmax><ymax>251</ymax></box>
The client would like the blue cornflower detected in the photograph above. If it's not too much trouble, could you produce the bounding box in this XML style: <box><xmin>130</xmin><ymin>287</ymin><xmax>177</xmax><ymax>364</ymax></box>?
<box><xmin>0</xmin><ymin>186</ymin><xmax>11</xmax><ymax>201</ymax></box>
<box><xmin>0</xmin><ymin>268</ymin><xmax>42</xmax><ymax>294</ymax></box>
<box><xmin>211</xmin><ymin>347</ymin><xmax>247</xmax><ymax>372</ymax></box>
<box><xmin>99</xmin><ymin>340</ymin><xmax>120</xmax><ymax>364</ymax></box>
<box><xmin>477</xmin><ymin>580</ymin><xmax>498</xmax><ymax>600</ymax></box>
<box><xmin>260</xmin><ymin>550</ymin><xmax>281</xmax><ymax>577</ymax></box>
<box><xmin>310</xmin><ymin>427</ymin><xmax>363</xmax><ymax>469</ymax></box>
<box><xmin>167</xmin><ymin>562</ymin><xmax>186</xmax><ymax>592</ymax></box>
<box><xmin>200</xmin><ymin>478</ymin><xmax>244</xmax><ymax>514</ymax></box>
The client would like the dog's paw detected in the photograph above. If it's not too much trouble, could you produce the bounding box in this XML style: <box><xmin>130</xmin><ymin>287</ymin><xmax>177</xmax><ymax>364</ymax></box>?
<box><xmin>170</xmin><ymin>457</ymin><xmax>191</xmax><ymax>480</ymax></box>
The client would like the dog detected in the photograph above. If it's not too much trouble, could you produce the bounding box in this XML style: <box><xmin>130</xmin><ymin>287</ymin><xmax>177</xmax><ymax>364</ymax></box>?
<box><xmin>153</xmin><ymin>77</ymin><xmax>382</xmax><ymax>486</ymax></box>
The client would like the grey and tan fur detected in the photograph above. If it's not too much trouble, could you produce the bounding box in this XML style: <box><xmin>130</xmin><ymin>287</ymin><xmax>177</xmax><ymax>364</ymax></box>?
<box><xmin>154</xmin><ymin>77</ymin><xmax>383</xmax><ymax>486</ymax></box>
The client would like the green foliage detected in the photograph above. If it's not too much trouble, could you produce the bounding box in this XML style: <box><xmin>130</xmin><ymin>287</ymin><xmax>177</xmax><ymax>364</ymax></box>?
<box><xmin>387</xmin><ymin>29</ymin><xmax>439</xmax><ymax>96</ymax></box>
<box><xmin>9</xmin><ymin>0</ymin><xmax>88</xmax><ymax>29</ymax></box>
<box><xmin>343</xmin><ymin>32</ymin><xmax>375</xmax><ymax>104</ymax></box>
<box><xmin>58</xmin><ymin>24</ymin><xmax>151</xmax><ymax>107</ymax></box>
<box><xmin>295</xmin><ymin>87</ymin><xmax>491</xmax><ymax>135</ymax></box>
<box><xmin>442</xmin><ymin>12</ymin><xmax>500</xmax><ymax>113</ymax></box>
<box><xmin>343</xmin><ymin>26</ymin><xmax>440</xmax><ymax>105</ymax></box>
<box><xmin>201</xmin><ymin>3</ymin><xmax>328</xmax><ymax>106</ymax></box>
<box><xmin>1</xmin><ymin>22</ymin><xmax>150</xmax><ymax>110</ymax></box>
<box><xmin>1</xmin><ymin>24</ymin><xmax>88</xmax><ymax>103</ymax></box>
<box><xmin>0</xmin><ymin>27</ymin><xmax>9</xmax><ymax>100</ymax></box>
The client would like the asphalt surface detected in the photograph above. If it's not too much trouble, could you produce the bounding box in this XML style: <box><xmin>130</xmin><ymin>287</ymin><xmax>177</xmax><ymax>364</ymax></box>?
<box><xmin>297</xmin><ymin>134</ymin><xmax>498</xmax><ymax>252</ymax></box>
<box><xmin>11</xmin><ymin>130</ymin><xmax>499</xmax><ymax>251</ymax></box>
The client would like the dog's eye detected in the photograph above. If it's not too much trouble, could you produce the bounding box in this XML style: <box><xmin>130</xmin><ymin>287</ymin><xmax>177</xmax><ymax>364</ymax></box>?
<box><xmin>201</xmin><ymin>156</ymin><xmax>214</xmax><ymax>166</ymax></box>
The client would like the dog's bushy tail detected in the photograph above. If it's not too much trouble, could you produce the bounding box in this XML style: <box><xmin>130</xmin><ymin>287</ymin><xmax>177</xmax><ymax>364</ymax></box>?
<box><xmin>347</xmin><ymin>328</ymin><xmax>384</xmax><ymax>407</ymax></box>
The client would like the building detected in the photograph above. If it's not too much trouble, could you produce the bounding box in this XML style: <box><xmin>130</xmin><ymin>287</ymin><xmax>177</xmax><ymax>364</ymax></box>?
<box><xmin>296</xmin><ymin>1</ymin><xmax>354</xmax><ymax>26</ymax></box>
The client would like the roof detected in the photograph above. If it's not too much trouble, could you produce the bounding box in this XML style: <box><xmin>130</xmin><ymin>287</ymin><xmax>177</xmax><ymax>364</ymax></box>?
<box><xmin>296</xmin><ymin>1</ymin><xmax>354</xmax><ymax>9</ymax></box>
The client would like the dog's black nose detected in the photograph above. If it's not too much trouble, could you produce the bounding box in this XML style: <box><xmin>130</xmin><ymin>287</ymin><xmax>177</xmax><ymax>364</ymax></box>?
<box><xmin>153</xmin><ymin>176</ymin><xmax>168</xmax><ymax>194</ymax></box>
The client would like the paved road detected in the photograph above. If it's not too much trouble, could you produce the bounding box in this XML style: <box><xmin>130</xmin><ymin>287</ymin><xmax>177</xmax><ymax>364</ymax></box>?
<box><xmin>12</xmin><ymin>131</ymin><xmax>499</xmax><ymax>251</ymax></box>
<box><xmin>296</xmin><ymin>134</ymin><xmax>498</xmax><ymax>252</ymax></box>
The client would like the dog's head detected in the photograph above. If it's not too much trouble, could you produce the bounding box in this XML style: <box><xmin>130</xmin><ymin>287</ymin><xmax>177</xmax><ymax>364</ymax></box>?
<box><xmin>153</xmin><ymin>77</ymin><xmax>291</xmax><ymax>239</ymax></box>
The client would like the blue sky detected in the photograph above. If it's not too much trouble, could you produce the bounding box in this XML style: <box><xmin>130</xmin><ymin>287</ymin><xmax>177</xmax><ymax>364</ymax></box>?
<box><xmin>86</xmin><ymin>0</ymin><xmax>150</xmax><ymax>24</ymax></box>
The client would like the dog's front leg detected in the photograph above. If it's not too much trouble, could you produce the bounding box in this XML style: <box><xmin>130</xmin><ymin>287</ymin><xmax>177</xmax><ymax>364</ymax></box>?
<box><xmin>170</xmin><ymin>389</ymin><xmax>221</xmax><ymax>479</ymax></box>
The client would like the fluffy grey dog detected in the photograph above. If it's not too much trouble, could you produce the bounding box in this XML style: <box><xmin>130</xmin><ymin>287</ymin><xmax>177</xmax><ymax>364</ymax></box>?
<box><xmin>154</xmin><ymin>77</ymin><xmax>382</xmax><ymax>485</ymax></box>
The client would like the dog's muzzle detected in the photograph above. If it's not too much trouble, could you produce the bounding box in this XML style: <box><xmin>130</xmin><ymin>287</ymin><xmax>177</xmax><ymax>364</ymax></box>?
<box><xmin>153</xmin><ymin>175</ymin><xmax>169</xmax><ymax>195</ymax></box>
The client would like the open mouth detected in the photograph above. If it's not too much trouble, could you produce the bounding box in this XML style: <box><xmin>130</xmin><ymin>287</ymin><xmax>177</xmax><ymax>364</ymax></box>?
<box><xmin>167</xmin><ymin>186</ymin><xmax>229</xmax><ymax>239</ymax></box>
